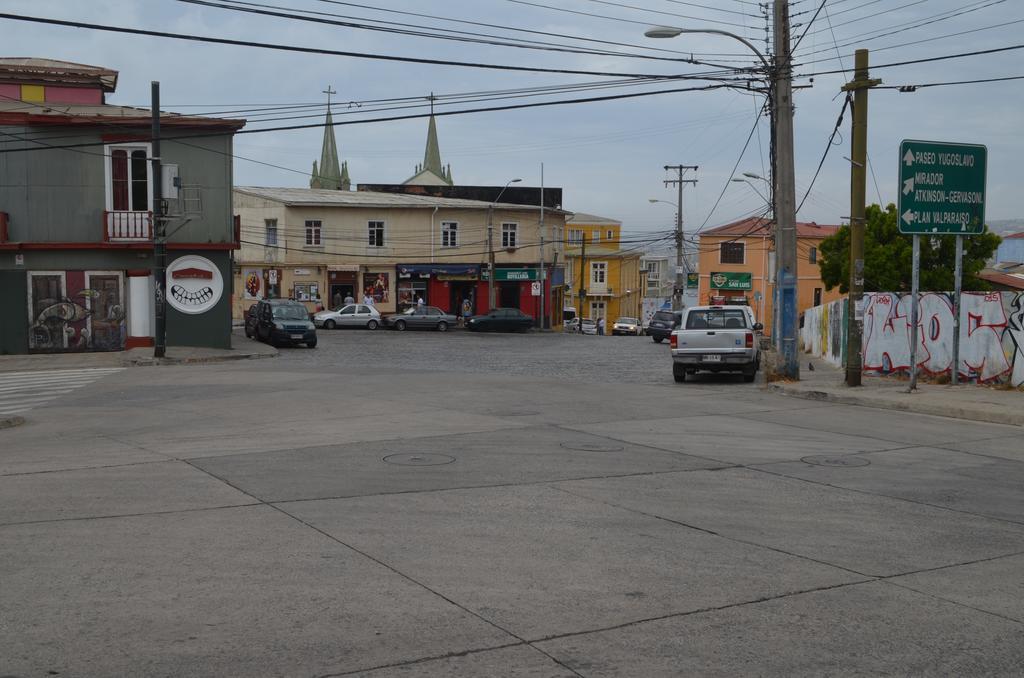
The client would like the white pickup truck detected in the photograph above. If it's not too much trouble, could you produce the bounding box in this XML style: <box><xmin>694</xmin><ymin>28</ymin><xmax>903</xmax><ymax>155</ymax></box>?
<box><xmin>670</xmin><ymin>305</ymin><xmax>762</xmax><ymax>383</ymax></box>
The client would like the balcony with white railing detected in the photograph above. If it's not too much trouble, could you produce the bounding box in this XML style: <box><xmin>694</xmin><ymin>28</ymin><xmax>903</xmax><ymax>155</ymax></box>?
<box><xmin>104</xmin><ymin>211</ymin><xmax>153</xmax><ymax>242</ymax></box>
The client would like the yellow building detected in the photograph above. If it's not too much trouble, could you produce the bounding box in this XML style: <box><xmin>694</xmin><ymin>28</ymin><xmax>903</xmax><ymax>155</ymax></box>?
<box><xmin>563</xmin><ymin>213</ymin><xmax>645</xmax><ymax>325</ymax></box>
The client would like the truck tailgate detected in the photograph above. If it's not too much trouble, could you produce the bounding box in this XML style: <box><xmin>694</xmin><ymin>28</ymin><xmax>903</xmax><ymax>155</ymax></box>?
<box><xmin>674</xmin><ymin>330</ymin><xmax>748</xmax><ymax>351</ymax></box>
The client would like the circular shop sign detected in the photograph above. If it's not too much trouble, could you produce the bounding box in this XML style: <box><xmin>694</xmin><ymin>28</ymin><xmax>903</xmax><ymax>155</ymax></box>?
<box><xmin>166</xmin><ymin>255</ymin><xmax>224</xmax><ymax>314</ymax></box>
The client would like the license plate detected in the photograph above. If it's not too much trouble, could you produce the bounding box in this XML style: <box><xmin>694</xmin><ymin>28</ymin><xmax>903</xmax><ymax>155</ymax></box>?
<box><xmin>290</xmin><ymin>333</ymin><xmax>304</xmax><ymax>339</ymax></box>
<box><xmin>703</xmin><ymin>354</ymin><xmax>722</xmax><ymax>362</ymax></box>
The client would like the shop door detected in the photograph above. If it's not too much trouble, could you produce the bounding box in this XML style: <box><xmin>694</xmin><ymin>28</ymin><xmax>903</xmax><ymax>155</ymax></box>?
<box><xmin>87</xmin><ymin>273</ymin><xmax>126</xmax><ymax>351</ymax></box>
<box><xmin>28</xmin><ymin>273</ymin><xmax>67</xmax><ymax>351</ymax></box>
<box><xmin>499</xmin><ymin>283</ymin><xmax>519</xmax><ymax>309</ymax></box>
<box><xmin>330</xmin><ymin>284</ymin><xmax>354</xmax><ymax>309</ymax></box>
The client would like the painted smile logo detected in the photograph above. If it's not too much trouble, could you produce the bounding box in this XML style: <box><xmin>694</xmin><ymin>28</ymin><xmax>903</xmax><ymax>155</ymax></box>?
<box><xmin>166</xmin><ymin>256</ymin><xmax>224</xmax><ymax>315</ymax></box>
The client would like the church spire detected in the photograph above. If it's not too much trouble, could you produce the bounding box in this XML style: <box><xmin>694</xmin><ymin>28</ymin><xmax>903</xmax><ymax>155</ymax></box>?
<box><xmin>310</xmin><ymin>86</ymin><xmax>346</xmax><ymax>190</ymax></box>
<box><xmin>403</xmin><ymin>93</ymin><xmax>453</xmax><ymax>186</ymax></box>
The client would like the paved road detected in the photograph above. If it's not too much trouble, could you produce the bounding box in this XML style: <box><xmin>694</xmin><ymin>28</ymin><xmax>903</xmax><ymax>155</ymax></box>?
<box><xmin>2</xmin><ymin>331</ymin><xmax>1023</xmax><ymax>676</ymax></box>
<box><xmin>0</xmin><ymin>367</ymin><xmax>125</xmax><ymax>417</ymax></box>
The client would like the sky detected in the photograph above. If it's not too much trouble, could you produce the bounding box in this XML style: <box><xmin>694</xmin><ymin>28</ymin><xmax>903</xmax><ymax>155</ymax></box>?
<box><xmin>4</xmin><ymin>0</ymin><xmax>1022</xmax><ymax>245</ymax></box>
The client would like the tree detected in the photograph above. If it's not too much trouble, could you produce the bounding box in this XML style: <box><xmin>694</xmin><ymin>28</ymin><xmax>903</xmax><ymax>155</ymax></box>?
<box><xmin>818</xmin><ymin>203</ymin><xmax>1001</xmax><ymax>293</ymax></box>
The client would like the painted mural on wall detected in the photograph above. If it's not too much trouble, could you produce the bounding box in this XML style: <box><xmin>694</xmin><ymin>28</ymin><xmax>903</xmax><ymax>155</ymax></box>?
<box><xmin>801</xmin><ymin>291</ymin><xmax>1024</xmax><ymax>387</ymax></box>
<box><xmin>27</xmin><ymin>271</ymin><xmax>126</xmax><ymax>352</ymax></box>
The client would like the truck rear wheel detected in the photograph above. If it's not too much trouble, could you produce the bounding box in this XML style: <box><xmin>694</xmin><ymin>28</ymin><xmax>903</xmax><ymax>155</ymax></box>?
<box><xmin>673</xmin><ymin>364</ymin><xmax>686</xmax><ymax>383</ymax></box>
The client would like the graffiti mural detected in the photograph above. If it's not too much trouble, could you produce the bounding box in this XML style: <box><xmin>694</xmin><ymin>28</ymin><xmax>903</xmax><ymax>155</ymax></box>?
<box><xmin>27</xmin><ymin>271</ymin><xmax>126</xmax><ymax>353</ymax></box>
<box><xmin>802</xmin><ymin>291</ymin><xmax>1024</xmax><ymax>387</ymax></box>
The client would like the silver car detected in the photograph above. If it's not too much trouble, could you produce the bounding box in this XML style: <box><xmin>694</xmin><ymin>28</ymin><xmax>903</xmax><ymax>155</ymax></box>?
<box><xmin>313</xmin><ymin>304</ymin><xmax>381</xmax><ymax>330</ymax></box>
<box><xmin>382</xmin><ymin>306</ymin><xmax>458</xmax><ymax>332</ymax></box>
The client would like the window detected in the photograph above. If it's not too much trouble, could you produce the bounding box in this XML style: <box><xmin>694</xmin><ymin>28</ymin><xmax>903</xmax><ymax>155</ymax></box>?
<box><xmin>590</xmin><ymin>301</ymin><xmax>606</xmax><ymax>319</ymax></box>
<box><xmin>568</xmin><ymin>229</ymin><xmax>584</xmax><ymax>244</ymax></box>
<box><xmin>265</xmin><ymin>219</ymin><xmax>278</xmax><ymax>246</ymax></box>
<box><xmin>592</xmin><ymin>231</ymin><xmax>601</xmax><ymax>243</ymax></box>
<box><xmin>809</xmin><ymin>246</ymin><xmax>818</xmax><ymax>264</ymax></box>
<box><xmin>813</xmin><ymin>287</ymin><xmax>823</xmax><ymax>307</ymax></box>
<box><xmin>607</xmin><ymin>230</ymin><xmax>614</xmax><ymax>240</ymax></box>
<box><xmin>685</xmin><ymin>308</ymin><xmax>748</xmax><ymax>330</ymax></box>
<box><xmin>293</xmin><ymin>282</ymin><xmax>320</xmax><ymax>302</ymax></box>
<box><xmin>305</xmin><ymin>220</ymin><xmax>322</xmax><ymax>246</ymax></box>
<box><xmin>106</xmin><ymin>144</ymin><xmax>151</xmax><ymax>212</ymax></box>
<box><xmin>591</xmin><ymin>261</ymin><xmax>607</xmax><ymax>285</ymax></box>
<box><xmin>720</xmin><ymin>242</ymin><xmax>745</xmax><ymax>264</ymax></box>
<box><xmin>368</xmin><ymin>220</ymin><xmax>385</xmax><ymax>247</ymax></box>
<box><xmin>502</xmin><ymin>222</ymin><xmax>518</xmax><ymax>248</ymax></box>
<box><xmin>441</xmin><ymin>221</ymin><xmax>458</xmax><ymax>248</ymax></box>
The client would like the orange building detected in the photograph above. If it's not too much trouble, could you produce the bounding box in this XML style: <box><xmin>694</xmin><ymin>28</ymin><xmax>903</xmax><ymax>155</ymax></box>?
<box><xmin>697</xmin><ymin>217</ymin><xmax>842</xmax><ymax>335</ymax></box>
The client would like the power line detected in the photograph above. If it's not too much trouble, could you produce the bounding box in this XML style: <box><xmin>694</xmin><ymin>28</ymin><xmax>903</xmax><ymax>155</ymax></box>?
<box><xmin>794</xmin><ymin>41</ymin><xmax>1024</xmax><ymax>78</ymax></box>
<box><xmin>506</xmin><ymin>0</ymin><xmax>764</xmax><ymax>31</ymax></box>
<box><xmin>0</xmin><ymin>12</ymin><xmax>715</xmax><ymax>79</ymax></box>
<box><xmin>0</xmin><ymin>81</ymin><xmax>754</xmax><ymax>156</ymax></box>
<box><xmin>796</xmin><ymin>93</ymin><xmax>850</xmax><ymax>216</ymax></box>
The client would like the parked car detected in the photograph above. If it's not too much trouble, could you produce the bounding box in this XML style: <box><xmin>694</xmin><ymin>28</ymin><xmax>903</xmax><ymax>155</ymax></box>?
<box><xmin>251</xmin><ymin>299</ymin><xmax>317</xmax><ymax>348</ymax></box>
<box><xmin>314</xmin><ymin>303</ymin><xmax>381</xmax><ymax>330</ymax></box>
<box><xmin>611</xmin><ymin>317</ymin><xmax>642</xmax><ymax>336</ymax></box>
<box><xmin>579</xmin><ymin>318</ymin><xmax>598</xmax><ymax>335</ymax></box>
<box><xmin>466</xmin><ymin>308</ymin><xmax>534</xmax><ymax>332</ymax></box>
<box><xmin>670</xmin><ymin>305</ymin><xmax>762</xmax><ymax>383</ymax></box>
<box><xmin>647</xmin><ymin>310</ymin><xmax>682</xmax><ymax>343</ymax></box>
<box><xmin>382</xmin><ymin>306</ymin><xmax>457</xmax><ymax>331</ymax></box>
<box><xmin>563</xmin><ymin>317</ymin><xmax>580</xmax><ymax>333</ymax></box>
<box><xmin>244</xmin><ymin>303</ymin><xmax>259</xmax><ymax>338</ymax></box>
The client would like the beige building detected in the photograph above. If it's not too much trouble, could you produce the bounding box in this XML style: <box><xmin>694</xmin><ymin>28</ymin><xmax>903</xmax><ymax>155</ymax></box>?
<box><xmin>233</xmin><ymin>187</ymin><xmax>567</xmax><ymax>323</ymax></box>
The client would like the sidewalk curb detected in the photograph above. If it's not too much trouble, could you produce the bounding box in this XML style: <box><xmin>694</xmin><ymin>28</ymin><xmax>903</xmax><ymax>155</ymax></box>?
<box><xmin>124</xmin><ymin>349</ymin><xmax>278</xmax><ymax>367</ymax></box>
<box><xmin>0</xmin><ymin>415</ymin><xmax>26</xmax><ymax>429</ymax></box>
<box><xmin>767</xmin><ymin>383</ymin><xmax>1024</xmax><ymax>427</ymax></box>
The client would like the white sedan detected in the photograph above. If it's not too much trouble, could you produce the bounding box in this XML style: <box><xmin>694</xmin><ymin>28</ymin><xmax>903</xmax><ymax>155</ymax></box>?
<box><xmin>313</xmin><ymin>303</ymin><xmax>381</xmax><ymax>330</ymax></box>
<box><xmin>612</xmin><ymin>317</ymin><xmax>642</xmax><ymax>336</ymax></box>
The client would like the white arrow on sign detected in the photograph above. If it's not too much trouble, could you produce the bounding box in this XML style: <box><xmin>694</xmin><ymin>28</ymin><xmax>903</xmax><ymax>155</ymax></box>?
<box><xmin>901</xmin><ymin>209</ymin><xmax>917</xmax><ymax>225</ymax></box>
<box><xmin>903</xmin><ymin>149</ymin><xmax>915</xmax><ymax>166</ymax></box>
<box><xmin>902</xmin><ymin>177</ymin><xmax>914</xmax><ymax>195</ymax></box>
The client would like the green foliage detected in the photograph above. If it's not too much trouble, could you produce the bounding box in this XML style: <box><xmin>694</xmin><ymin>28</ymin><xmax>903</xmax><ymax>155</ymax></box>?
<box><xmin>818</xmin><ymin>203</ymin><xmax>1001</xmax><ymax>293</ymax></box>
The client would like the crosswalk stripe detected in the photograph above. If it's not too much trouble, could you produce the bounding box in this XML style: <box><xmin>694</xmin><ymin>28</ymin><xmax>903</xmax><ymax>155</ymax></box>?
<box><xmin>0</xmin><ymin>368</ymin><xmax>125</xmax><ymax>417</ymax></box>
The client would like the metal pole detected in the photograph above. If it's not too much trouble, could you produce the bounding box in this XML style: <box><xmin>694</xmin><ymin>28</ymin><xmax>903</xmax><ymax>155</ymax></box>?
<box><xmin>952</xmin><ymin>235</ymin><xmax>963</xmax><ymax>385</ymax></box>
<box><xmin>663</xmin><ymin>165</ymin><xmax>697</xmax><ymax>311</ymax></box>
<box><xmin>151</xmin><ymin>81</ymin><xmax>166</xmax><ymax>358</ymax></box>
<box><xmin>487</xmin><ymin>205</ymin><xmax>495</xmax><ymax>311</ymax></box>
<box><xmin>773</xmin><ymin>0</ymin><xmax>799</xmax><ymax>379</ymax></box>
<box><xmin>909</xmin><ymin>234</ymin><xmax>920</xmax><ymax>391</ymax></box>
<box><xmin>539</xmin><ymin>163</ymin><xmax>545</xmax><ymax>329</ymax></box>
<box><xmin>844</xmin><ymin>49</ymin><xmax>872</xmax><ymax>386</ymax></box>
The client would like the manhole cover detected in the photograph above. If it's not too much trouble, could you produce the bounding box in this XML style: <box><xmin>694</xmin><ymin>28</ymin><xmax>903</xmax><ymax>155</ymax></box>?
<box><xmin>560</xmin><ymin>442</ymin><xmax>624</xmax><ymax>452</ymax></box>
<box><xmin>383</xmin><ymin>453</ymin><xmax>456</xmax><ymax>466</ymax></box>
<box><xmin>801</xmin><ymin>455</ymin><xmax>870</xmax><ymax>468</ymax></box>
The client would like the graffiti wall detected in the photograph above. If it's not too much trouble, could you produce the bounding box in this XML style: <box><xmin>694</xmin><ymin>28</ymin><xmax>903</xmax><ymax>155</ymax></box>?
<box><xmin>27</xmin><ymin>271</ymin><xmax>126</xmax><ymax>352</ymax></box>
<box><xmin>801</xmin><ymin>291</ymin><xmax>1024</xmax><ymax>386</ymax></box>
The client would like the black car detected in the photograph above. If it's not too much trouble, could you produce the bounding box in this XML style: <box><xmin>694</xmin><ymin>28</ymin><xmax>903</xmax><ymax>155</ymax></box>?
<box><xmin>647</xmin><ymin>310</ymin><xmax>682</xmax><ymax>343</ymax></box>
<box><xmin>251</xmin><ymin>299</ymin><xmax>317</xmax><ymax>348</ymax></box>
<box><xmin>466</xmin><ymin>308</ymin><xmax>534</xmax><ymax>332</ymax></box>
<box><xmin>243</xmin><ymin>303</ymin><xmax>259</xmax><ymax>338</ymax></box>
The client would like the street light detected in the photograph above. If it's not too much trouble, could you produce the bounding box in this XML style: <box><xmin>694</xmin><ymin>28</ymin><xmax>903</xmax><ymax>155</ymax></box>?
<box><xmin>488</xmin><ymin>178</ymin><xmax>522</xmax><ymax>310</ymax></box>
<box><xmin>645</xmin><ymin>15</ymin><xmax>800</xmax><ymax>378</ymax></box>
<box><xmin>731</xmin><ymin>178</ymin><xmax>769</xmax><ymax>204</ymax></box>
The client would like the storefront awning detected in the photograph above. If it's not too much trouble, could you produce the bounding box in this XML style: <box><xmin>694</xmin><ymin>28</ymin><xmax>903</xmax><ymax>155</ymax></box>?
<box><xmin>397</xmin><ymin>264</ymin><xmax>480</xmax><ymax>276</ymax></box>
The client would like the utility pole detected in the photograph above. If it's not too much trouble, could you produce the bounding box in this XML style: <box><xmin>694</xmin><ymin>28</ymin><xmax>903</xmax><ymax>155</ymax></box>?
<box><xmin>538</xmin><ymin>162</ymin><xmax>545</xmax><ymax>329</ymax></box>
<box><xmin>487</xmin><ymin>205</ymin><xmax>495</xmax><ymax>311</ymax></box>
<box><xmin>151</xmin><ymin>81</ymin><xmax>166</xmax><ymax>358</ymax></box>
<box><xmin>578</xmin><ymin>234</ymin><xmax>587</xmax><ymax>325</ymax></box>
<box><xmin>841</xmin><ymin>49</ymin><xmax>881</xmax><ymax>386</ymax></box>
<box><xmin>772</xmin><ymin>0</ymin><xmax>799</xmax><ymax>379</ymax></box>
<box><xmin>663</xmin><ymin>164</ymin><xmax>697</xmax><ymax>311</ymax></box>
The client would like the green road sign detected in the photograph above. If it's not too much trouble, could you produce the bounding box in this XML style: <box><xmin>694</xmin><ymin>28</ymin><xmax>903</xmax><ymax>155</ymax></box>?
<box><xmin>897</xmin><ymin>139</ymin><xmax>986</xmax><ymax>235</ymax></box>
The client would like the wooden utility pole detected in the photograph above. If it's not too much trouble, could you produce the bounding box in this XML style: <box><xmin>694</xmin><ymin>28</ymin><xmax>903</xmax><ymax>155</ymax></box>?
<box><xmin>841</xmin><ymin>49</ymin><xmax>880</xmax><ymax>386</ymax></box>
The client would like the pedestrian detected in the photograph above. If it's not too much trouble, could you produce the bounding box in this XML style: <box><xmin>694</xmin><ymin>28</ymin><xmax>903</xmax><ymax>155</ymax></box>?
<box><xmin>363</xmin><ymin>289</ymin><xmax>374</xmax><ymax>306</ymax></box>
<box><xmin>344</xmin><ymin>292</ymin><xmax>355</xmax><ymax>305</ymax></box>
<box><xmin>462</xmin><ymin>297</ymin><xmax>473</xmax><ymax>319</ymax></box>
<box><xmin>332</xmin><ymin>291</ymin><xmax>342</xmax><ymax>309</ymax></box>
<box><xmin>597</xmin><ymin>317</ymin><xmax>605</xmax><ymax>336</ymax></box>
<box><xmin>416</xmin><ymin>295</ymin><xmax>425</xmax><ymax>311</ymax></box>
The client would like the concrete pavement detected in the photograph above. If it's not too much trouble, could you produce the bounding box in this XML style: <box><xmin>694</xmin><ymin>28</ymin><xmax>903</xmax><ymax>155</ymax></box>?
<box><xmin>2</xmin><ymin>331</ymin><xmax>1023</xmax><ymax>676</ymax></box>
<box><xmin>768</xmin><ymin>354</ymin><xmax>1024</xmax><ymax>426</ymax></box>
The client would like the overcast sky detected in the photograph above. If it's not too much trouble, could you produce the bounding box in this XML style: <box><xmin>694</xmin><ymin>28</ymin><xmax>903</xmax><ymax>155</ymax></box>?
<box><xmin>5</xmin><ymin>0</ymin><xmax>1022</xmax><ymax>241</ymax></box>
